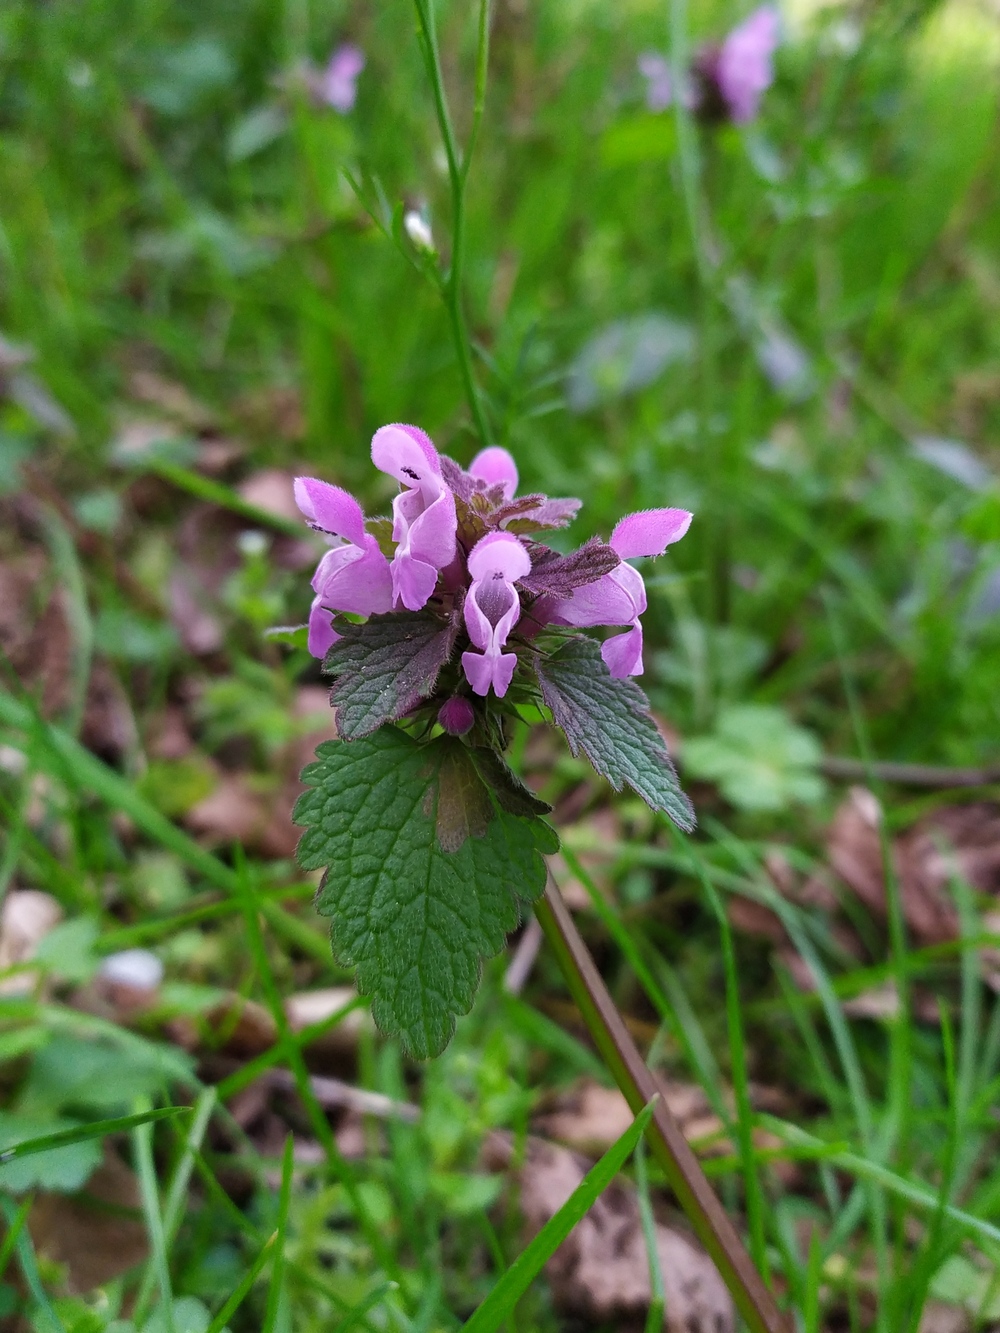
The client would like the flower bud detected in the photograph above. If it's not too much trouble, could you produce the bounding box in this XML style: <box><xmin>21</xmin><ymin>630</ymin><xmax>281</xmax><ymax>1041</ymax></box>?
<box><xmin>438</xmin><ymin>696</ymin><xmax>475</xmax><ymax>736</ymax></box>
<box><xmin>404</xmin><ymin>210</ymin><xmax>435</xmax><ymax>254</ymax></box>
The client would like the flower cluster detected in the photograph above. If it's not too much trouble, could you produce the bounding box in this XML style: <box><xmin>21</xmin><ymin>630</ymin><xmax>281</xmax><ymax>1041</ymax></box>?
<box><xmin>639</xmin><ymin>6</ymin><xmax>780</xmax><ymax>126</ymax></box>
<box><xmin>295</xmin><ymin>425</ymin><xmax>691</xmax><ymax>710</ymax></box>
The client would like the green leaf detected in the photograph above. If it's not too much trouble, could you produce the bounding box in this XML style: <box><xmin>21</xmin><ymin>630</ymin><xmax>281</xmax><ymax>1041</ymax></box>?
<box><xmin>263</xmin><ymin>624</ymin><xmax>309</xmax><ymax>649</ymax></box>
<box><xmin>461</xmin><ymin>1097</ymin><xmax>658</xmax><ymax>1333</ymax></box>
<box><xmin>0</xmin><ymin>1113</ymin><xmax>102</xmax><ymax>1193</ymax></box>
<box><xmin>534</xmin><ymin>636</ymin><xmax>694</xmax><ymax>831</ymax></box>
<box><xmin>0</xmin><ymin>1107</ymin><xmax>184</xmax><ymax>1194</ymax></box>
<box><xmin>467</xmin><ymin>748</ymin><xmax>552</xmax><ymax>819</ymax></box>
<box><xmin>294</xmin><ymin>729</ymin><xmax>558</xmax><ymax>1058</ymax></box>
<box><xmin>323</xmin><ymin>610</ymin><xmax>460</xmax><ymax>740</ymax></box>
<box><xmin>682</xmin><ymin>704</ymin><xmax>825</xmax><ymax>812</ymax></box>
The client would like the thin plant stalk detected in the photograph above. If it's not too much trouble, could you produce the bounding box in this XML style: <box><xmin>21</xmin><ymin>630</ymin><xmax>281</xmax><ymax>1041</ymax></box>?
<box><xmin>413</xmin><ymin>0</ymin><xmax>494</xmax><ymax>449</ymax></box>
<box><xmin>534</xmin><ymin>879</ymin><xmax>791</xmax><ymax>1333</ymax></box>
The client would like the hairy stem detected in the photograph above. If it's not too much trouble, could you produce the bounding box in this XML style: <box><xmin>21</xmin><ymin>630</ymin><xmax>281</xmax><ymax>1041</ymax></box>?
<box><xmin>414</xmin><ymin>0</ymin><xmax>494</xmax><ymax>449</ymax></box>
<box><xmin>535</xmin><ymin>879</ymin><xmax>791</xmax><ymax>1333</ymax></box>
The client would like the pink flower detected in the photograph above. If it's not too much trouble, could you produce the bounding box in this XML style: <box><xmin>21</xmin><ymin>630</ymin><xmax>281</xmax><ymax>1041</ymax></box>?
<box><xmin>544</xmin><ymin>508</ymin><xmax>692</xmax><ymax>678</ymax></box>
<box><xmin>462</xmin><ymin>533</ymin><xmax>532</xmax><ymax>698</ymax></box>
<box><xmin>638</xmin><ymin>53</ymin><xmax>674</xmax><ymax>112</ymax></box>
<box><xmin>294</xmin><ymin>476</ymin><xmax>393</xmax><ymax>658</ymax></box>
<box><xmin>317</xmin><ymin>43</ymin><xmax>365</xmax><ymax>113</ymax></box>
<box><xmin>468</xmin><ymin>446</ymin><xmax>519</xmax><ymax>499</ymax></box>
<box><xmin>716</xmin><ymin>6</ymin><xmax>780</xmax><ymax>124</ymax></box>
<box><xmin>371</xmin><ymin>424</ymin><xmax>458</xmax><ymax>612</ymax></box>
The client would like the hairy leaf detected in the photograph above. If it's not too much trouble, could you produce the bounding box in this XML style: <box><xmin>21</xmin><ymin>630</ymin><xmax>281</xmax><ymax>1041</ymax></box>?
<box><xmin>519</xmin><ymin>537</ymin><xmax>620</xmax><ymax>597</ymax></box>
<box><xmin>323</xmin><ymin>610</ymin><xmax>458</xmax><ymax>740</ymax></box>
<box><xmin>535</xmin><ymin>636</ymin><xmax>694</xmax><ymax>831</ymax></box>
<box><xmin>294</xmin><ymin>729</ymin><xmax>558</xmax><ymax>1057</ymax></box>
<box><xmin>468</xmin><ymin>747</ymin><xmax>552</xmax><ymax>819</ymax></box>
<box><xmin>501</xmin><ymin>496</ymin><xmax>581</xmax><ymax>533</ymax></box>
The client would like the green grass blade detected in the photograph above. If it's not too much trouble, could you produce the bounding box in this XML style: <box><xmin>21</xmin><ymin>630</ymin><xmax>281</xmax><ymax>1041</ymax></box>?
<box><xmin>132</xmin><ymin>1090</ymin><xmax>217</xmax><ymax>1327</ymax></box>
<box><xmin>262</xmin><ymin>1135</ymin><xmax>294</xmax><ymax>1333</ymax></box>
<box><xmin>205</xmin><ymin>1230</ymin><xmax>277</xmax><ymax>1333</ymax></box>
<box><xmin>461</xmin><ymin>1097</ymin><xmax>658</xmax><ymax>1333</ymax></box>
<box><xmin>0</xmin><ymin>1106</ymin><xmax>185</xmax><ymax>1163</ymax></box>
<box><xmin>133</xmin><ymin>1103</ymin><xmax>176</xmax><ymax>1333</ymax></box>
<box><xmin>0</xmin><ymin>1194</ymin><xmax>65</xmax><ymax>1333</ymax></box>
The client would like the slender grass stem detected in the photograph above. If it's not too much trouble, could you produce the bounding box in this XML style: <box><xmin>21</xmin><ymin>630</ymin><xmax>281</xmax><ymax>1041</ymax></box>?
<box><xmin>535</xmin><ymin>879</ymin><xmax>791</xmax><ymax>1333</ymax></box>
<box><xmin>413</xmin><ymin>0</ymin><xmax>493</xmax><ymax>448</ymax></box>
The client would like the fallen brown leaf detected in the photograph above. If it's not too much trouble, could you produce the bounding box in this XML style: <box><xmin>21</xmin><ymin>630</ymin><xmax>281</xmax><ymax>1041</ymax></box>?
<box><xmin>485</xmin><ymin>1131</ymin><xmax>734</xmax><ymax>1331</ymax></box>
<box><xmin>0</xmin><ymin>890</ymin><xmax>62</xmax><ymax>995</ymax></box>
<box><xmin>29</xmin><ymin>1149</ymin><xmax>148</xmax><ymax>1293</ymax></box>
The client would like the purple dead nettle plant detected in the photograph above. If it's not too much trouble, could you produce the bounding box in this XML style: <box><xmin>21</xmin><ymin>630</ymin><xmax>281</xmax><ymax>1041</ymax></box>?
<box><xmin>639</xmin><ymin>5</ymin><xmax>780</xmax><ymax>125</ymax></box>
<box><xmin>291</xmin><ymin>423</ymin><xmax>694</xmax><ymax>1059</ymax></box>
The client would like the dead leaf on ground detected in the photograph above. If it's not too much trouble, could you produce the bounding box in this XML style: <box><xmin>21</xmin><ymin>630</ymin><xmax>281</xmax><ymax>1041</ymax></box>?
<box><xmin>232</xmin><ymin>385</ymin><xmax>305</xmax><ymax>443</ymax></box>
<box><xmin>127</xmin><ymin>369</ymin><xmax>217</xmax><ymax>432</ymax></box>
<box><xmin>484</xmin><ymin>1130</ymin><xmax>734</xmax><ymax>1332</ymax></box>
<box><xmin>0</xmin><ymin>890</ymin><xmax>63</xmax><ymax>994</ymax></box>
<box><xmin>823</xmin><ymin>789</ymin><xmax>1000</xmax><ymax>946</ymax></box>
<box><xmin>81</xmin><ymin>659</ymin><xmax>139</xmax><ymax>765</ymax></box>
<box><xmin>537</xmin><ymin>1078</ymin><xmax>795</xmax><ymax>1184</ymax></box>
<box><xmin>286</xmin><ymin>985</ymin><xmax>368</xmax><ymax>1052</ymax></box>
<box><xmin>237</xmin><ymin>468</ymin><xmax>303</xmax><ymax>526</ymax></box>
<box><xmin>0</xmin><ymin>540</ymin><xmax>73</xmax><ymax>717</ymax></box>
<box><xmin>917</xmin><ymin>1303</ymin><xmax>970</xmax><ymax>1333</ymax></box>
<box><xmin>29</xmin><ymin>1148</ymin><xmax>148</xmax><ymax>1293</ymax></box>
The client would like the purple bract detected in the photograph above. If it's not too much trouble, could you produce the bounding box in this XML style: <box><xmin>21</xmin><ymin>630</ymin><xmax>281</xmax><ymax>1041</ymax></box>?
<box><xmin>294</xmin><ymin>426</ymin><xmax>692</xmax><ymax>700</ymax></box>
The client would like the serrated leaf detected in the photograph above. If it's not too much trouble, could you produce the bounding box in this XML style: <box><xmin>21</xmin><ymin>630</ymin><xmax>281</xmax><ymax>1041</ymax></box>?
<box><xmin>519</xmin><ymin>537</ymin><xmax>620</xmax><ymax>597</ymax></box>
<box><xmin>534</xmin><ymin>636</ymin><xmax>694</xmax><ymax>831</ymax></box>
<box><xmin>468</xmin><ymin>748</ymin><xmax>552</xmax><ymax>819</ymax></box>
<box><xmin>324</xmin><ymin>610</ymin><xmax>459</xmax><ymax>739</ymax></box>
<box><xmin>501</xmin><ymin>497</ymin><xmax>581</xmax><ymax>534</ymax></box>
<box><xmin>294</xmin><ymin>729</ymin><xmax>558</xmax><ymax>1057</ymax></box>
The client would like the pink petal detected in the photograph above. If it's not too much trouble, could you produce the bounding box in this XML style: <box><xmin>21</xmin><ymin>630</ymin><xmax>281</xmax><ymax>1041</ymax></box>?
<box><xmin>547</xmin><ymin>570</ymin><xmax>637</xmax><ymax>628</ymax></box>
<box><xmin>601</xmin><ymin>622</ymin><xmax>644</xmax><ymax>677</ymax></box>
<box><xmin>717</xmin><ymin>5</ymin><xmax>780</xmax><ymax>123</ymax></box>
<box><xmin>405</xmin><ymin>488</ymin><xmax>457</xmax><ymax>569</ymax></box>
<box><xmin>372</xmin><ymin>423</ymin><xmax>441</xmax><ymax>484</ymax></box>
<box><xmin>294</xmin><ymin>477</ymin><xmax>367</xmax><ymax>547</ymax></box>
<box><xmin>307</xmin><ymin>597</ymin><xmax>340</xmax><ymax>658</ymax></box>
<box><xmin>392</xmin><ymin>555</ymin><xmax>439</xmax><ymax>611</ymax></box>
<box><xmin>467</xmin><ymin>532</ymin><xmax>531</xmax><ymax>583</ymax></box>
<box><xmin>315</xmin><ymin>541</ymin><xmax>393</xmax><ymax>616</ymax></box>
<box><xmin>462</xmin><ymin>649</ymin><xmax>518</xmax><ymax>698</ymax></box>
<box><xmin>610</xmin><ymin>508</ymin><xmax>693</xmax><ymax>559</ymax></box>
<box><xmin>469</xmin><ymin>446</ymin><xmax>518</xmax><ymax>497</ymax></box>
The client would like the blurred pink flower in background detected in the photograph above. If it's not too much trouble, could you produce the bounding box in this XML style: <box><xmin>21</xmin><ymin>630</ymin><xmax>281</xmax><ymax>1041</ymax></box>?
<box><xmin>638</xmin><ymin>6</ymin><xmax>780</xmax><ymax>125</ymax></box>
<box><xmin>714</xmin><ymin>6</ymin><xmax>781</xmax><ymax>123</ymax></box>
<box><xmin>637</xmin><ymin>52</ymin><xmax>674</xmax><ymax>112</ymax></box>
<box><xmin>316</xmin><ymin>43</ymin><xmax>364</xmax><ymax>112</ymax></box>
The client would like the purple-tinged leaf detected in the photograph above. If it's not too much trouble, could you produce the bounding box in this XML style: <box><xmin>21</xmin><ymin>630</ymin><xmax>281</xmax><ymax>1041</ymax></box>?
<box><xmin>502</xmin><ymin>497</ymin><xmax>582</xmax><ymax>534</ymax></box>
<box><xmin>324</xmin><ymin>609</ymin><xmax>459</xmax><ymax>739</ymax></box>
<box><xmin>440</xmin><ymin>456</ymin><xmax>477</xmax><ymax>502</ymax></box>
<box><xmin>534</xmin><ymin>635</ymin><xmax>694</xmax><ymax>831</ymax></box>
<box><xmin>454</xmin><ymin>494</ymin><xmax>491</xmax><ymax>549</ymax></box>
<box><xmin>519</xmin><ymin>538</ymin><xmax>620</xmax><ymax>598</ymax></box>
